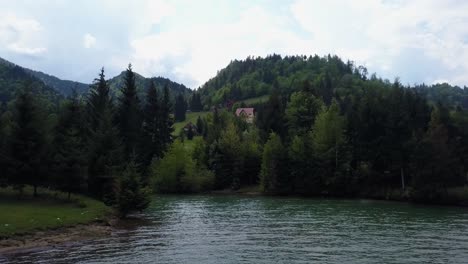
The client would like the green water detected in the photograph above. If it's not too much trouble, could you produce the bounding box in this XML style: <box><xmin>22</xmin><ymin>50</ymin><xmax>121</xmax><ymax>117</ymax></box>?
<box><xmin>4</xmin><ymin>195</ymin><xmax>468</xmax><ymax>263</ymax></box>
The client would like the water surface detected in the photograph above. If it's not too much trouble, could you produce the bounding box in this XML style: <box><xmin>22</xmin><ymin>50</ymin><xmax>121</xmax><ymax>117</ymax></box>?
<box><xmin>4</xmin><ymin>195</ymin><xmax>468</xmax><ymax>263</ymax></box>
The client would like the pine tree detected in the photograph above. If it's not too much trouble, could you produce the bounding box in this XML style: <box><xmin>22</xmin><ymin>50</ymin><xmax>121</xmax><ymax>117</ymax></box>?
<box><xmin>115</xmin><ymin>161</ymin><xmax>151</xmax><ymax>218</ymax></box>
<box><xmin>52</xmin><ymin>91</ymin><xmax>87</xmax><ymax>199</ymax></box>
<box><xmin>174</xmin><ymin>94</ymin><xmax>187</xmax><ymax>122</ymax></box>
<box><xmin>87</xmin><ymin>68</ymin><xmax>112</xmax><ymax>131</ymax></box>
<box><xmin>10</xmin><ymin>88</ymin><xmax>46</xmax><ymax>196</ymax></box>
<box><xmin>87</xmin><ymin>68</ymin><xmax>122</xmax><ymax>199</ymax></box>
<box><xmin>140</xmin><ymin>81</ymin><xmax>162</xmax><ymax>169</ymax></box>
<box><xmin>117</xmin><ymin>63</ymin><xmax>142</xmax><ymax>159</ymax></box>
<box><xmin>159</xmin><ymin>84</ymin><xmax>174</xmax><ymax>151</ymax></box>
<box><xmin>190</xmin><ymin>92</ymin><xmax>203</xmax><ymax>112</ymax></box>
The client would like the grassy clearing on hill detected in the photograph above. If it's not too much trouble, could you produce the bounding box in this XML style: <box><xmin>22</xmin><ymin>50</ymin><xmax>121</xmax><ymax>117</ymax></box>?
<box><xmin>0</xmin><ymin>186</ymin><xmax>110</xmax><ymax>237</ymax></box>
<box><xmin>238</xmin><ymin>95</ymin><xmax>269</xmax><ymax>105</ymax></box>
<box><xmin>173</xmin><ymin>111</ymin><xmax>210</xmax><ymax>135</ymax></box>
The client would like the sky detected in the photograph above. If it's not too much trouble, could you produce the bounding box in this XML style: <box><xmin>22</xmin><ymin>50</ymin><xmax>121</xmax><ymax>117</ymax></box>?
<box><xmin>1</xmin><ymin>0</ymin><xmax>468</xmax><ymax>89</ymax></box>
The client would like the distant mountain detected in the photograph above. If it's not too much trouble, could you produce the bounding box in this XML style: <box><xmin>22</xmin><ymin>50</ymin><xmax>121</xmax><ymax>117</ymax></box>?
<box><xmin>23</xmin><ymin>69</ymin><xmax>89</xmax><ymax>96</ymax></box>
<box><xmin>0</xmin><ymin>57</ymin><xmax>192</xmax><ymax>106</ymax></box>
<box><xmin>108</xmin><ymin>71</ymin><xmax>192</xmax><ymax>100</ymax></box>
<box><xmin>0</xmin><ymin>59</ymin><xmax>62</xmax><ymax>105</ymax></box>
<box><xmin>0</xmin><ymin>57</ymin><xmax>88</xmax><ymax>97</ymax></box>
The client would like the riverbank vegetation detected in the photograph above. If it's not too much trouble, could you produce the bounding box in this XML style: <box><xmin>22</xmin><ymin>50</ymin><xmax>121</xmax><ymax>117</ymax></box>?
<box><xmin>0</xmin><ymin>64</ymin><xmax>171</xmax><ymax>219</ymax></box>
<box><xmin>1</xmin><ymin>54</ymin><xmax>468</xmax><ymax>213</ymax></box>
<box><xmin>172</xmin><ymin>55</ymin><xmax>468</xmax><ymax>204</ymax></box>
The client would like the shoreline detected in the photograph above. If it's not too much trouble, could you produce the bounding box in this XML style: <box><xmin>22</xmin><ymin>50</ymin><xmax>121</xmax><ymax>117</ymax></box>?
<box><xmin>0</xmin><ymin>220</ymin><xmax>117</xmax><ymax>255</ymax></box>
<box><xmin>208</xmin><ymin>187</ymin><xmax>468</xmax><ymax>207</ymax></box>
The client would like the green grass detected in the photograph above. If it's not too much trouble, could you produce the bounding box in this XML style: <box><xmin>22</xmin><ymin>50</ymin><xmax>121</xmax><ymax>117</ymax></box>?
<box><xmin>173</xmin><ymin>111</ymin><xmax>210</xmax><ymax>135</ymax></box>
<box><xmin>181</xmin><ymin>136</ymin><xmax>202</xmax><ymax>153</ymax></box>
<box><xmin>238</xmin><ymin>95</ymin><xmax>269</xmax><ymax>105</ymax></box>
<box><xmin>0</xmin><ymin>186</ymin><xmax>110</xmax><ymax>237</ymax></box>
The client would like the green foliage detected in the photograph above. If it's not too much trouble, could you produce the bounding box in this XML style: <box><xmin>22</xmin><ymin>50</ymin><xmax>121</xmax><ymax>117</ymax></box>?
<box><xmin>310</xmin><ymin>100</ymin><xmax>350</xmax><ymax>194</ymax></box>
<box><xmin>0</xmin><ymin>59</ymin><xmax>62</xmax><ymax>105</ymax></box>
<box><xmin>52</xmin><ymin>93</ymin><xmax>87</xmax><ymax>198</ymax></box>
<box><xmin>411</xmin><ymin>107</ymin><xmax>464</xmax><ymax>201</ymax></box>
<box><xmin>115</xmin><ymin>162</ymin><xmax>151</xmax><ymax>218</ymax></box>
<box><xmin>152</xmin><ymin>141</ymin><xmax>214</xmax><ymax>193</ymax></box>
<box><xmin>190</xmin><ymin>92</ymin><xmax>203</xmax><ymax>112</ymax></box>
<box><xmin>86</xmin><ymin>68</ymin><xmax>122</xmax><ymax>198</ymax></box>
<box><xmin>160</xmin><ymin>84</ymin><xmax>174</xmax><ymax>147</ymax></box>
<box><xmin>117</xmin><ymin>64</ymin><xmax>142</xmax><ymax>158</ymax></box>
<box><xmin>286</xmin><ymin>88</ymin><xmax>324</xmax><ymax>136</ymax></box>
<box><xmin>256</xmin><ymin>89</ymin><xmax>286</xmax><ymax>141</ymax></box>
<box><xmin>311</xmin><ymin>100</ymin><xmax>346</xmax><ymax>154</ymax></box>
<box><xmin>174</xmin><ymin>94</ymin><xmax>187</xmax><ymax>122</ymax></box>
<box><xmin>260</xmin><ymin>133</ymin><xmax>289</xmax><ymax>194</ymax></box>
<box><xmin>9</xmin><ymin>88</ymin><xmax>48</xmax><ymax>195</ymax></box>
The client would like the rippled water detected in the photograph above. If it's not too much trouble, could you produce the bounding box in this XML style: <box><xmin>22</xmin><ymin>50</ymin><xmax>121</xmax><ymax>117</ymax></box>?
<box><xmin>3</xmin><ymin>195</ymin><xmax>468</xmax><ymax>263</ymax></box>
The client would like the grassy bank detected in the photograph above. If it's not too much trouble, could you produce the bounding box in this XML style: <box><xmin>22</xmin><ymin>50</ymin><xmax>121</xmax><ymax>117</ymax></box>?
<box><xmin>0</xmin><ymin>186</ymin><xmax>110</xmax><ymax>238</ymax></box>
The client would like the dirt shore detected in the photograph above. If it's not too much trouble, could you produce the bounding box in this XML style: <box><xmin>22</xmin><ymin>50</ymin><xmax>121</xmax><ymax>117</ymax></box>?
<box><xmin>0</xmin><ymin>220</ymin><xmax>117</xmax><ymax>255</ymax></box>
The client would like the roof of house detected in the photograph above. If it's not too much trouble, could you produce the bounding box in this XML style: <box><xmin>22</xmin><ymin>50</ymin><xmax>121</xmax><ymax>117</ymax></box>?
<box><xmin>235</xmin><ymin>108</ymin><xmax>255</xmax><ymax>116</ymax></box>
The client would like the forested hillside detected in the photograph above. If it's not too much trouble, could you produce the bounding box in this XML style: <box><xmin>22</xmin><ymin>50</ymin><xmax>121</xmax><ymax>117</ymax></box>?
<box><xmin>0</xmin><ymin>60</ymin><xmax>62</xmax><ymax>108</ymax></box>
<box><xmin>198</xmin><ymin>54</ymin><xmax>468</xmax><ymax>110</ymax></box>
<box><xmin>24</xmin><ymin>69</ymin><xmax>89</xmax><ymax>96</ymax></box>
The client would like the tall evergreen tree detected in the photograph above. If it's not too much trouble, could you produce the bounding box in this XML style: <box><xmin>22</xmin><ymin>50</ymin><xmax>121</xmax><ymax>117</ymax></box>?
<box><xmin>159</xmin><ymin>84</ymin><xmax>174</xmax><ymax>151</ymax></box>
<box><xmin>87</xmin><ymin>68</ymin><xmax>122</xmax><ymax>199</ymax></box>
<box><xmin>190</xmin><ymin>92</ymin><xmax>203</xmax><ymax>112</ymax></box>
<box><xmin>115</xmin><ymin>161</ymin><xmax>151</xmax><ymax>218</ymax></box>
<box><xmin>10</xmin><ymin>88</ymin><xmax>46</xmax><ymax>196</ymax></box>
<box><xmin>117</xmin><ymin>63</ymin><xmax>142</xmax><ymax>159</ymax></box>
<box><xmin>87</xmin><ymin>68</ymin><xmax>112</xmax><ymax>131</ymax></box>
<box><xmin>141</xmin><ymin>81</ymin><xmax>163</xmax><ymax>169</ymax></box>
<box><xmin>52</xmin><ymin>91</ymin><xmax>87</xmax><ymax>199</ymax></box>
<box><xmin>174</xmin><ymin>94</ymin><xmax>187</xmax><ymax>122</ymax></box>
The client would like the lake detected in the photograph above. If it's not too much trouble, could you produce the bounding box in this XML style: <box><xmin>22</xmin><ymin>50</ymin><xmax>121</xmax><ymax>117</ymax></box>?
<box><xmin>4</xmin><ymin>195</ymin><xmax>468</xmax><ymax>263</ymax></box>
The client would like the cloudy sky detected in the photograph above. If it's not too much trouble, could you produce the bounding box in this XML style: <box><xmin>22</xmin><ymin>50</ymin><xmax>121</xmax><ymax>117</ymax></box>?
<box><xmin>1</xmin><ymin>0</ymin><xmax>468</xmax><ymax>88</ymax></box>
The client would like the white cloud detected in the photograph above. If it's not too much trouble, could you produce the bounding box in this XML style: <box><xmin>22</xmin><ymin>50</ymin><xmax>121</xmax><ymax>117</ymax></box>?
<box><xmin>0</xmin><ymin>13</ymin><xmax>46</xmax><ymax>55</ymax></box>
<box><xmin>83</xmin><ymin>33</ymin><xmax>96</xmax><ymax>49</ymax></box>
<box><xmin>127</xmin><ymin>5</ymin><xmax>315</xmax><ymax>87</ymax></box>
<box><xmin>1</xmin><ymin>1</ymin><xmax>468</xmax><ymax>88</ymax></box>
<box><xmin>290</xmin><ymin>0</ymin><xmax>468</xmax><ymax>86</ymax></box>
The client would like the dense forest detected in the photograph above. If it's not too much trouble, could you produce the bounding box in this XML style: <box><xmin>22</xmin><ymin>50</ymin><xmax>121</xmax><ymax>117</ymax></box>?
<box><xmin>1</xmin><ymin>54</ymin><xmax>468</xmax><ymax>212</ymax></box>
<box><xmin>198</xmin><ymin>54</ymin><xmax>468</xmax><ymax>110</ymax></box>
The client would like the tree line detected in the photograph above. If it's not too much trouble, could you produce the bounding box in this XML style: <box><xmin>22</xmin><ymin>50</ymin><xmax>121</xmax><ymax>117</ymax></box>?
<box><xmin>1</xmin><ymin>54</ymin><xmax>468</xmax><ymax>207</ymax></box>
<box><xmin>0</xmin><ymin>64</ymin><xmax>178</xmax><ymax>217</ymax></box>
<box><xmin>163</xmin><ymin>58</ymin><xmax>468</xmax><ymax>204</ymax></box>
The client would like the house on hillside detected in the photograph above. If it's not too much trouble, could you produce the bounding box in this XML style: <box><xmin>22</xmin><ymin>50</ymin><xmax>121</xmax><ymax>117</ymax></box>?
<box><xmin>235</xmin><ymin>108</ymin><xmax>255</xmax><ymax>123</ymax></box>
<box><xmin>183</xmin><ymin>122</ymin><xmax>198</xmax><ymax>134</ymax></box>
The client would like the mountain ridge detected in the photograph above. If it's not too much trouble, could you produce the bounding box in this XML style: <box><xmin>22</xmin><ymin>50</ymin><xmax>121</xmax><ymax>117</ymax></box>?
<box><xmin>0</xmin><ymin>57</ymin><xmax>192</xmax><ymax>102</ymax></box>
